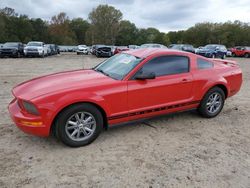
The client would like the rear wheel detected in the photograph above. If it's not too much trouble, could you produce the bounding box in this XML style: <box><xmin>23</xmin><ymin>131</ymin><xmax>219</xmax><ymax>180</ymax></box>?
<box><xmin>244</xmin><ymin>53</ymin><xmax>249</xmax><ymax>58</ymax></box>
<box><xmin>55</xmin><ymin>104</ymin><xmax>103</xmax><ymax>147</ymax></box>
<box><xmin>198</xmin><ymin>87</ymin><xmax>225</xmax><ymax>118</ymax></box>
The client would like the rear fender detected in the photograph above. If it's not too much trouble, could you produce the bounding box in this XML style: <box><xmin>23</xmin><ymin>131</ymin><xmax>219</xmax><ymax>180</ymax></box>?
<box><xmin>199</xmin><ymin>78</ymin><xmax>229</xmax><ymax>100</ymax></box>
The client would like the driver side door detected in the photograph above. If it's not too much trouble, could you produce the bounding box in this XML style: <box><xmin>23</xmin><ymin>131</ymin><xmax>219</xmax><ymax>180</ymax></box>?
<box><xmin>127</xmin><ymin>55</ymin><xmax>194</xmax><ymax>119</ymax></box>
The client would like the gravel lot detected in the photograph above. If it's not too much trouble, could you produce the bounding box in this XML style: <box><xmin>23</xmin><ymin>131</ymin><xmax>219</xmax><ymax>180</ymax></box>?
<box><xmin>0</xmin><ymin>53</ymin><xmax>249</xmax><ymax>188</ymax></box>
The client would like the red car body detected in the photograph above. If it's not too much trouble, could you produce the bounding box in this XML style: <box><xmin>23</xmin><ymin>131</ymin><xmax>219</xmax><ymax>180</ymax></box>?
<box><xmin>231</xmin><ymin>46</ymin><xmax>250</xmax><ymax>58</ymax></box>
<box><xmin>9</xmin><ymin>48</ymin><xmax>242</xmax><ymax>137</ymax></box>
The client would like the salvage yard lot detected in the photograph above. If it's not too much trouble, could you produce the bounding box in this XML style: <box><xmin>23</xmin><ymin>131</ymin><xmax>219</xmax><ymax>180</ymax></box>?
<box><xmin>0</xmin><ymin>53</ymin><xmax>249</xmax><ymax>187</ymax></box>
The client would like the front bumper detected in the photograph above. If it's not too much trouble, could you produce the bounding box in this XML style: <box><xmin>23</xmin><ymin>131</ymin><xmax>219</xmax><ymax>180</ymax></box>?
<box><xmin>0</xmin><ymin>51</ymin><xmax>18</xmax><ymax>57</ymax></box>
<box><xmin>8</xmin><ymin>98</ymin><xmax>50</xmax><ymax>137</ymax></box>
<box><xmin>24</xmin><ymin>51</ymin><xmax>43</xmax><ymax>56</ymax></box>
<box><xmin>77</xmin><ymin>50</ymin><xmax>88</xmax><ymax>54</ymax></box>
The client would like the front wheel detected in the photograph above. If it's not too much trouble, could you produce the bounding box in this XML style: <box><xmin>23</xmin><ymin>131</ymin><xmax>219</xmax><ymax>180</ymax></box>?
<box><xmin>41</xmin><ymin>52</ymin><xmax>44</xmax><ymax>58</ymax></box>
<box><xmin>55</xmin><ymin>104</ymin><xmax>103</xmax><ymax>147</ymax></box>
<box><xmin>198</xmin><ymin>87</ymin><xmax>225</xmax><ymax>118</ymax></box>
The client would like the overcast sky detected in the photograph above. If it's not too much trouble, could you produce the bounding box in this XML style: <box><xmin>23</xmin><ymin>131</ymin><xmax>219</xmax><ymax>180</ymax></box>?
<box><xmin>1</xmin><ymin>0</ymin><xmax>250</xmax><ymax>32</ymax></box>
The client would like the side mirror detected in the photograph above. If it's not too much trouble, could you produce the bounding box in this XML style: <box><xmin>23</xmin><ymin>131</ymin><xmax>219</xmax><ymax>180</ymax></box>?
<box><xmin>135</xmin><ymin>72</ymin><xmax>156</xmax><ymax>80</ymax></box>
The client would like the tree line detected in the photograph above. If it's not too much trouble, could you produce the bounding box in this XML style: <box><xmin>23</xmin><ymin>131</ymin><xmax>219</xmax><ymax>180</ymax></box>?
<box><xmin>1</xmin><ymin>5</ymin><xmax>250</xmax><ymax>47</ymax></box>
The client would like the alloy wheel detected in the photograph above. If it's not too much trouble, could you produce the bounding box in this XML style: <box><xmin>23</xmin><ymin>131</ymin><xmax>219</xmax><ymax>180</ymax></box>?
<box><xmin>65</xmin><ymin>112</ymin><xmax>96</xmax><ymax>142</ymax></box>
<box><xmin>206</xmin><ymin>92</ymin><xmax>222</xmax><ymax>114</ymax></box>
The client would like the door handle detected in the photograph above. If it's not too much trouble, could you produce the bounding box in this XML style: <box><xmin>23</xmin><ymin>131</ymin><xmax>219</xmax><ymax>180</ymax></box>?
<box><xmin>181</xmin><ymin>78</ymin><xmax>192</xmax><ymax>83</ymax></box>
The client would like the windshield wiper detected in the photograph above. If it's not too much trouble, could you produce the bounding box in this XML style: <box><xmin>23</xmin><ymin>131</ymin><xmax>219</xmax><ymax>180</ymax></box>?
<box><xmin>95</xmin><ymin>69</ymin><xmax>110</xmax><ymax>77</ymax></box>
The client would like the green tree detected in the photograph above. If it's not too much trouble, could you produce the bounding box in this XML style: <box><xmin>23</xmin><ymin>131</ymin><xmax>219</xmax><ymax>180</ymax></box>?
<box><xmin>49</xmin><ymin>12</ymin><xmax>76</xmax><ymax>44</ymax></box>
<box><xmin>88</xmin><ymin>4</ymin><xmax>122</xmax><ymax>44</ymax></box>
<box><xmin>70</xmin><ymin>18</ymin><xmax>90</xmax><ymax>44</ymax></box>
<box><xmin>30</xmin><ymin>18</ymin><xmax>50</xmax><ymax>43</ymax></box>
<box><xmin>136</xmin><ymin>27</ymin><xmax>164</xmax><ymax>45</ymax></box>
<box><xmin>116</xmin><ymin>20</ymin><xmax>138</xmax><ymax>45</ymax></box>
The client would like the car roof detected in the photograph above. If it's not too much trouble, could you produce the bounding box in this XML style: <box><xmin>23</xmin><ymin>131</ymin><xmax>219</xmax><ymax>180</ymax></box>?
<box><xmin>124</xmin><ymin>48</ymin><xmax>189</xmax><ymax>58</ymax></box>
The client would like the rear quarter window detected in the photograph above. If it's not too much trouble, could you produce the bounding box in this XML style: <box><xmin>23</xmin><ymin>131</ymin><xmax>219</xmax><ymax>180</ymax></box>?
<box><xmin>197</xmin><ymin>58</ymin><xmax>214</xmax><ymax>69</ymax></box>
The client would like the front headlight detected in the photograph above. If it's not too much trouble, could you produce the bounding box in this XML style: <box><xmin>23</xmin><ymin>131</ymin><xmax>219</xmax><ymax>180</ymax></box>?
<box><xmin>18</xmin><ymin>100</ymin><xmax>40</xmax><ymax>115</ymax></box>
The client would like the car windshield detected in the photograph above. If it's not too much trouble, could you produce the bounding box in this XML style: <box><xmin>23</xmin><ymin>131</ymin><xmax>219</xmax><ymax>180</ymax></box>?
<box><xmin>171</xmin><ymin>45</ymin><xmax>183</xmax><ymax>50</ymax></box>
<box><xmin>3</xmin><ymin>42</ymin><xmax>18</xmax><ymax>47</ymax></box>
<box><xmin>205</xmin><ymin>45</ymin><xmax>217</xmax><ymax>49</ymax></box>
<box><xmin>27</xmin><ymin>42</ymin><xmax>42</xmax><ymax>47</ymax></box>
<box><xmin>94</xmin><ymin>53</ymin><xmax>142</xmax><ymax>80</ymax></box>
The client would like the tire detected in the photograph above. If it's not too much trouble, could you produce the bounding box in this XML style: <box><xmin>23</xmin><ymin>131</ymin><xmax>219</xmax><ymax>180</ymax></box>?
<box><xmin>198</xmin><ymin>87</ymin><xmax>225</xmax><ymax>118</ymax></box>
<box><xmin>77</xmin><ymin>52</ymin><xmax>80</xmax><ymax>55</ymax></box>
<box><xmin>232</xmin><ymin>53</ymin><xmax>236</xmax><ymax>57</ymax></box>
<box><xmin>244</xmin><ymin>53</ymin><xmax>249</xmax><ymax>58</ymax></box>
<box><xmin>222</xmin><ymin>54</ymin><xmax>226</xmax><ymax>59</ymax></box>
<box><xmin>16</xmin><ymin>52</ymin><xmax>21</xmax><ymax>58</ymax></box>
<box><xmin>41</xmin><ymin>52</ymin><xmax>44</xmax><ymax>58</ymax></box>
<box><xmin>55</xmin><ymin>103</ymin><xmax>103</xmax><ymax>147</ymax></box>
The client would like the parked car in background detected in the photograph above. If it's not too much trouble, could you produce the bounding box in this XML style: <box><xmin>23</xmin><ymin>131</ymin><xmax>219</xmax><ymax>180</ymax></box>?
<box><xmin>226</xmin><ymin>49</ymin><xmax>232</xmax><ymax>57</ymax></box>
<box><xmin>48</xmin><ymin>44</ymin><xmax>58</xmax><ymax>55</ymax></box>
<box><xmin>196</xmin><ymin>44</ymin><xmax>227</xmax><ymax>59</ymax></box>
<box><xmin>95</xmin><ymin>46</ymin><xmax>113</xmax><ymax>57</ymax></box>
<box><xmin>195</xmin><ymin>46</ymin><xmax>204</xmax><ymax>54</ymax></box>
<box><xmin>76</xmin><ymin>45</ymin><xmax>89</xmax><ymax>55</ymax></box>
<box><xmin>140</xmin><ymin>43</ymin><xmax>167</xmax><ymax>48</ymax></box>
<box><xmin>114</xmin><ymin>46</ymin><xmax>129</xmax><ymax>54</ymax></box>
<box><xmin>45</xmin><ymin>44</ymin><xmax>52</xmax><ymax>56</ymax></box>
<box><xmin>231</xmin><ymin>46</ymin><xmax>250</xmax><ymax>58</ymax></box>
<box><xmin>0</xmin><ymin>42</ymin><xmax>24</xmax><ymax>58</ymax></box>
<box><xmin>169</xmin><ymin>44</ymin><xmax>195</xmax><ymax>53</ymax></box>
<box><xmin>24</xmin><ymin>41</ymin><xmax>47</xmax><ymax>57</ymax></box>
<box><xmin>0</xmin><ymin>43</ymin><xmax>3</xmax><ymax>48</ymax></box>
<box><xmin>91</xmin><ymin>45</ymin><xmax>105</xmax><ymax>55</ymax></box>
<box><xmin>128</xmin><ymin>45</ymin><xmax>139</xmax><ymax>49</ymax></box>
<box><xmin>59</xmin><ymin>46</ymin><xmax>68</xmax><ymax>52</ymax></box>
<box><xmin>8</xmin><ymin>48</ymin><xmax>242</xmax><ymax>147</ymax></box>
<box><xmin>55</xmin><ymin>45</ymin><xmax>60</xmax><ymax>54</ymax></box>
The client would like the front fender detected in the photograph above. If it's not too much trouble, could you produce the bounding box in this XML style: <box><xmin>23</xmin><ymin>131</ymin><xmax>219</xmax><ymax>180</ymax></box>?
<box><xmin>34</xmin><ymin>90</ymin><xmax>111</xmax><ymax>130</ymax></box>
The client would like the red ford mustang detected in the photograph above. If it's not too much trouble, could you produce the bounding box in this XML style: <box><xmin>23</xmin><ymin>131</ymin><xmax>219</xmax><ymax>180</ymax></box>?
<box><xmin>8</xmin><ymin>48</ymin><xmax>242</xmax><ymax>147</ymax></box>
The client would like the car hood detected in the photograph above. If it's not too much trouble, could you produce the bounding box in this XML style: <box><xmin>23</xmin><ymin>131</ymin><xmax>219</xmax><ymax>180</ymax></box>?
<box><xmin>25</xmin><ymin>46</ymin><xmax>41</xmax><ymax>49</ymax></box>
<box><xmin>12</xmin><ymin>69</ymin><xmax>113</xmax><ymax>100</ymax></box>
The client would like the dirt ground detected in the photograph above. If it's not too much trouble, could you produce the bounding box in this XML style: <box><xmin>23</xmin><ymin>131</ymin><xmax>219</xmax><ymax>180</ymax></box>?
<box><xmin>0</xmin><ymin>53</ymin><xmax>249</xmax><ymax>188</ymax></box>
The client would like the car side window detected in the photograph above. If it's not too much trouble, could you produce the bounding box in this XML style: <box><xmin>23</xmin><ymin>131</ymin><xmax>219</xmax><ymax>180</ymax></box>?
<box><xmin>135</xmin><ymin>56</ymin><xmax>189</xmax><ymax>78</ymax></box>
<box><xmin>197</xmin><ymin>58</ymin><xmax>213</xmax><ymax>69</ymax></box>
